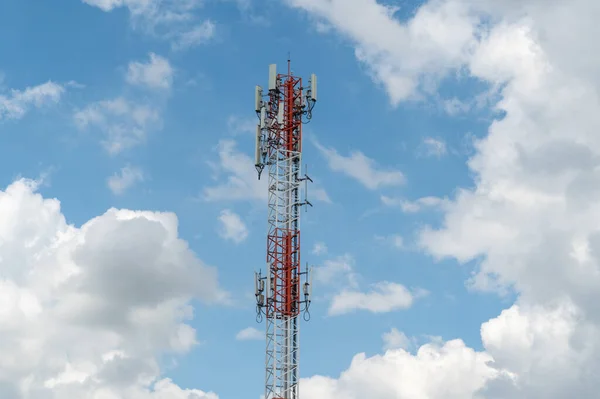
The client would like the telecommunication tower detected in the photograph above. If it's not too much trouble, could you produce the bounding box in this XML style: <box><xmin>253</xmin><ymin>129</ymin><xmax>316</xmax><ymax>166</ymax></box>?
<box><xmin>253</xmin><ymin>59</ymin><xmax>318</xmax><ymax>399</ymax></box>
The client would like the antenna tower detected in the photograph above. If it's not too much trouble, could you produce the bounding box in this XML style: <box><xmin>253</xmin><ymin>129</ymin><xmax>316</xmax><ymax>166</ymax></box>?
<box><xmin>253</xmin><ymin>59</ymin><xmax>318</xmax><ymax>399</ymax></box>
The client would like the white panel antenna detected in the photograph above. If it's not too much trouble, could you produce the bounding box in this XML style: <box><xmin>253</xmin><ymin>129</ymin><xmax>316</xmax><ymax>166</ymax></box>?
<box><xmin>255</xmin><ymin>125</ymin><xmax>262</xmax><ymax>165</ymax></box>
<box><xmin>277</xmin><ymin>102</ymin><xmax>284</xmax><ymax>124</ymax></box>
<box><xmin>266</xmin><ymin>270</ymin><xmax>271</xmax><ymax>299</ymax></box>
<box><xmin>310</xmin><ymin>74</ymin><xmax>317</xmax><ymax>102</ymax></box>
<box><xmin>255</xmin><ymin>86</ymin><xmax>263</xmax><ymax>112</ymax></box>
<box><xmin>268</xmin><ymin>64</ymin><xmax>277</xmax><ymax>91</ymax></box>
<box><xmin>260</xmin><ymin>107</ymin><xmax>266</xmax><ymax>128</ymax></box>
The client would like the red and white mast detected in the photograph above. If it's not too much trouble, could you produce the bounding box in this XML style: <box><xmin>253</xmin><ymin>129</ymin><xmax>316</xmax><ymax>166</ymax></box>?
<box><xmin>254</xmin><ymin>59</ymin><xmax>317</xmax><ymax>399</ymax></box>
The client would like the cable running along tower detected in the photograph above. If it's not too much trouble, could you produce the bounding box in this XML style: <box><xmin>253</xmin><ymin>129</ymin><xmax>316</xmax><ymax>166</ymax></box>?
<box><xmin>253</xmin><ymin>60</ymin><xmax>317</xmax><ymax>399</ymax></box>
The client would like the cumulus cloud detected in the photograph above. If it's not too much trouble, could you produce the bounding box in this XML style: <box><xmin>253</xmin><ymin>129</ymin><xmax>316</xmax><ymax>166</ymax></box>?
<box><xmin>217</xmin><ymin>209</ymin><xmax>248</xmax><ymax>244</ymax></box>
<box><xmin>235</xmin><ymin>327</ymin><xmax>262</xmax><ymax>341</ymax></box>
<box><xmin>74</xmin><ymin>97</ymin><xmax>161</xmax><ymax>154</ymax></box>
<box><xmin>0</xmin><ymin>81</ymin><xmax>64</xmax><ymax>120</ymax></box>
<box><xmin>313</xmin><ymin>140</ymin><xmax>405</xmax><ymax>190</ymax></box>
<box><xmin>287</xmin><ymin>0</ymin><xmax>480</xmax><ymax>105</ymax></box>
<box><xmin>126</xmin><ymin>53</ymin><xmax>174</xmax><ymax>90</ymax></box>
<box><xmin>289</xmin><ymin>0</ymin><xmax>600</xmax><ymax>397</ymax></box>
<box><xmin>0</xmin><ymin>177</ymin><xmax>225</xmax><ymax>397</ymax></box>
<box><xmin>301</xmin><ymin>338</ymin><xmax>502</xmax><ymax>399</ymax></box>
<box><xmin>107</xmin><ymin>165</ymin><xmax>144</xmax><ymax>195</ymax></box>
<box><xmin>417</xmin><ymin>4</ymin><xmax>600</xmax><ymax>396</ymax></box>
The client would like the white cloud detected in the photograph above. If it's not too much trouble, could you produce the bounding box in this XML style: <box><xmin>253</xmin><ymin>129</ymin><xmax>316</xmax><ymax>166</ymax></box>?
<box><xmin>82</xmin><ymin>0</ymin><xmax>203</xmax><ymax>23</ymax></box>
<box><xmin>217</xmin><ymin>209</ymin><xmax>248</xmax><ymax>244</ymax></box>
<box><xmin>0</xmin><ymin>81</ymin><xmax>64</xmax><ymax>120</ymax></box>
<box><xmin>126</xmin><ymin>53</ymin><xmax>174</xmax><ymax>90</ymax></box>
<box><xmin>314</xmin><ymin>254</ymin><xmax>358</xmax><ymax>289</ymax></box>
<box><xmin>301</xmin><ymin>338</ymin><xmax>503</xmax><ymax>399</ymax></box>
<box><xmin>81</xmin><ymin>0</ymin><xmax>123</xmax><ymax>12</ymax></box>
<box><xmin>296</xmin><ymin>0</ymin><xmax>600</xmax><ymax>397</ymax></box>
<box><xmin>82</xmin><ymin>0</ymin><xmax>216</xmax><ymax>50</ymax></box>
<box><xmin>312</xmin><ymin>242</ymin><xmax>328</xmax><ymax>255</ymax></box>
<box><xmin>74</xmin><ymin>97</ymin><xmax>161</xmax><ymax>154</ymax></box>
<box><xmin>204</xmin><ymin>139</ymin><xmax>331</xmax><ymax>204</ymax></box>
<box><xmin>314</xmin><ymin>140</ymin><xmax>405</xmax><ymax>190</ymax></box>
<box><xmin>381</xmin><ymin>195</ymin><xmax>447</xmax><ymax>213</ymax></box>
<box><xmin>382</xmin><ymin>328</ymin><xmax>411</xmax><ymax>351</ymax></box>
<box><xmin>421</xmin><ymin>137</ymin><xmax>447</xmax><ymax>157</ymax></box>
<box><xmin>287</xmin><ymin>0</ymin><xmax>480</xmax><ymax>105</ymax></box>
<box><xmin>415</xmin><ymin>5</ymin><xmax>600</xmax><ymax>394</ymax></box>
<box><xmin>107</xmin><ymin>165</ymin><xmax>144</xmax><ymax>195</ymax></box>
<box><xmin>315</xmin><ymin>254</ymin><xmax>424</xmax><ymax>316</ymax></box>
<box><xmin>171</xmin><ymin>20</ymin><xmax>216</xmax><ymax>51</ymax></box>
<box><xmin>328</xmin><ymin>282</ymin><xmax>426</xmax><ymax>316</ymax></box>
<box><xmin>235</xmin><ymin>327</ymin><xmax>262</xmax><ymax>341</ymax></box>
<box><xmin>203</xmin><ymin>140</ymin><xmax>266</xmax><ymax>202</ymax></box>
<box><xmin>0</xmin><ymin>177</ymin><xmax>225</xmax><ymax>397</ymax></box>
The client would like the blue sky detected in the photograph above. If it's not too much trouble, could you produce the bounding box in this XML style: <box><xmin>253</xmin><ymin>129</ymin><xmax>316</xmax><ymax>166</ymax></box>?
<box><xmin>0</xmin><ymin>0</ymin><xmax>550</xmax><ymax>398</ymax></box>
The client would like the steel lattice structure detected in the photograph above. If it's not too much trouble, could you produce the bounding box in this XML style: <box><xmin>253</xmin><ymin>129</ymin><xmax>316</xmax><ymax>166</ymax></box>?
<box><xmin>254</xmin><ymin>60</ymin><xmax>317</xmax><ymax>399</ymax></box>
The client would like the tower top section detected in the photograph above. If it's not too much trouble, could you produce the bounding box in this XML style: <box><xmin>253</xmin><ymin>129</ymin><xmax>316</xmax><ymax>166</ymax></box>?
<box><xmin>254</xmin><ymin>61</ymin><xmax>318</xmax><ymax>179</ymax></box>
